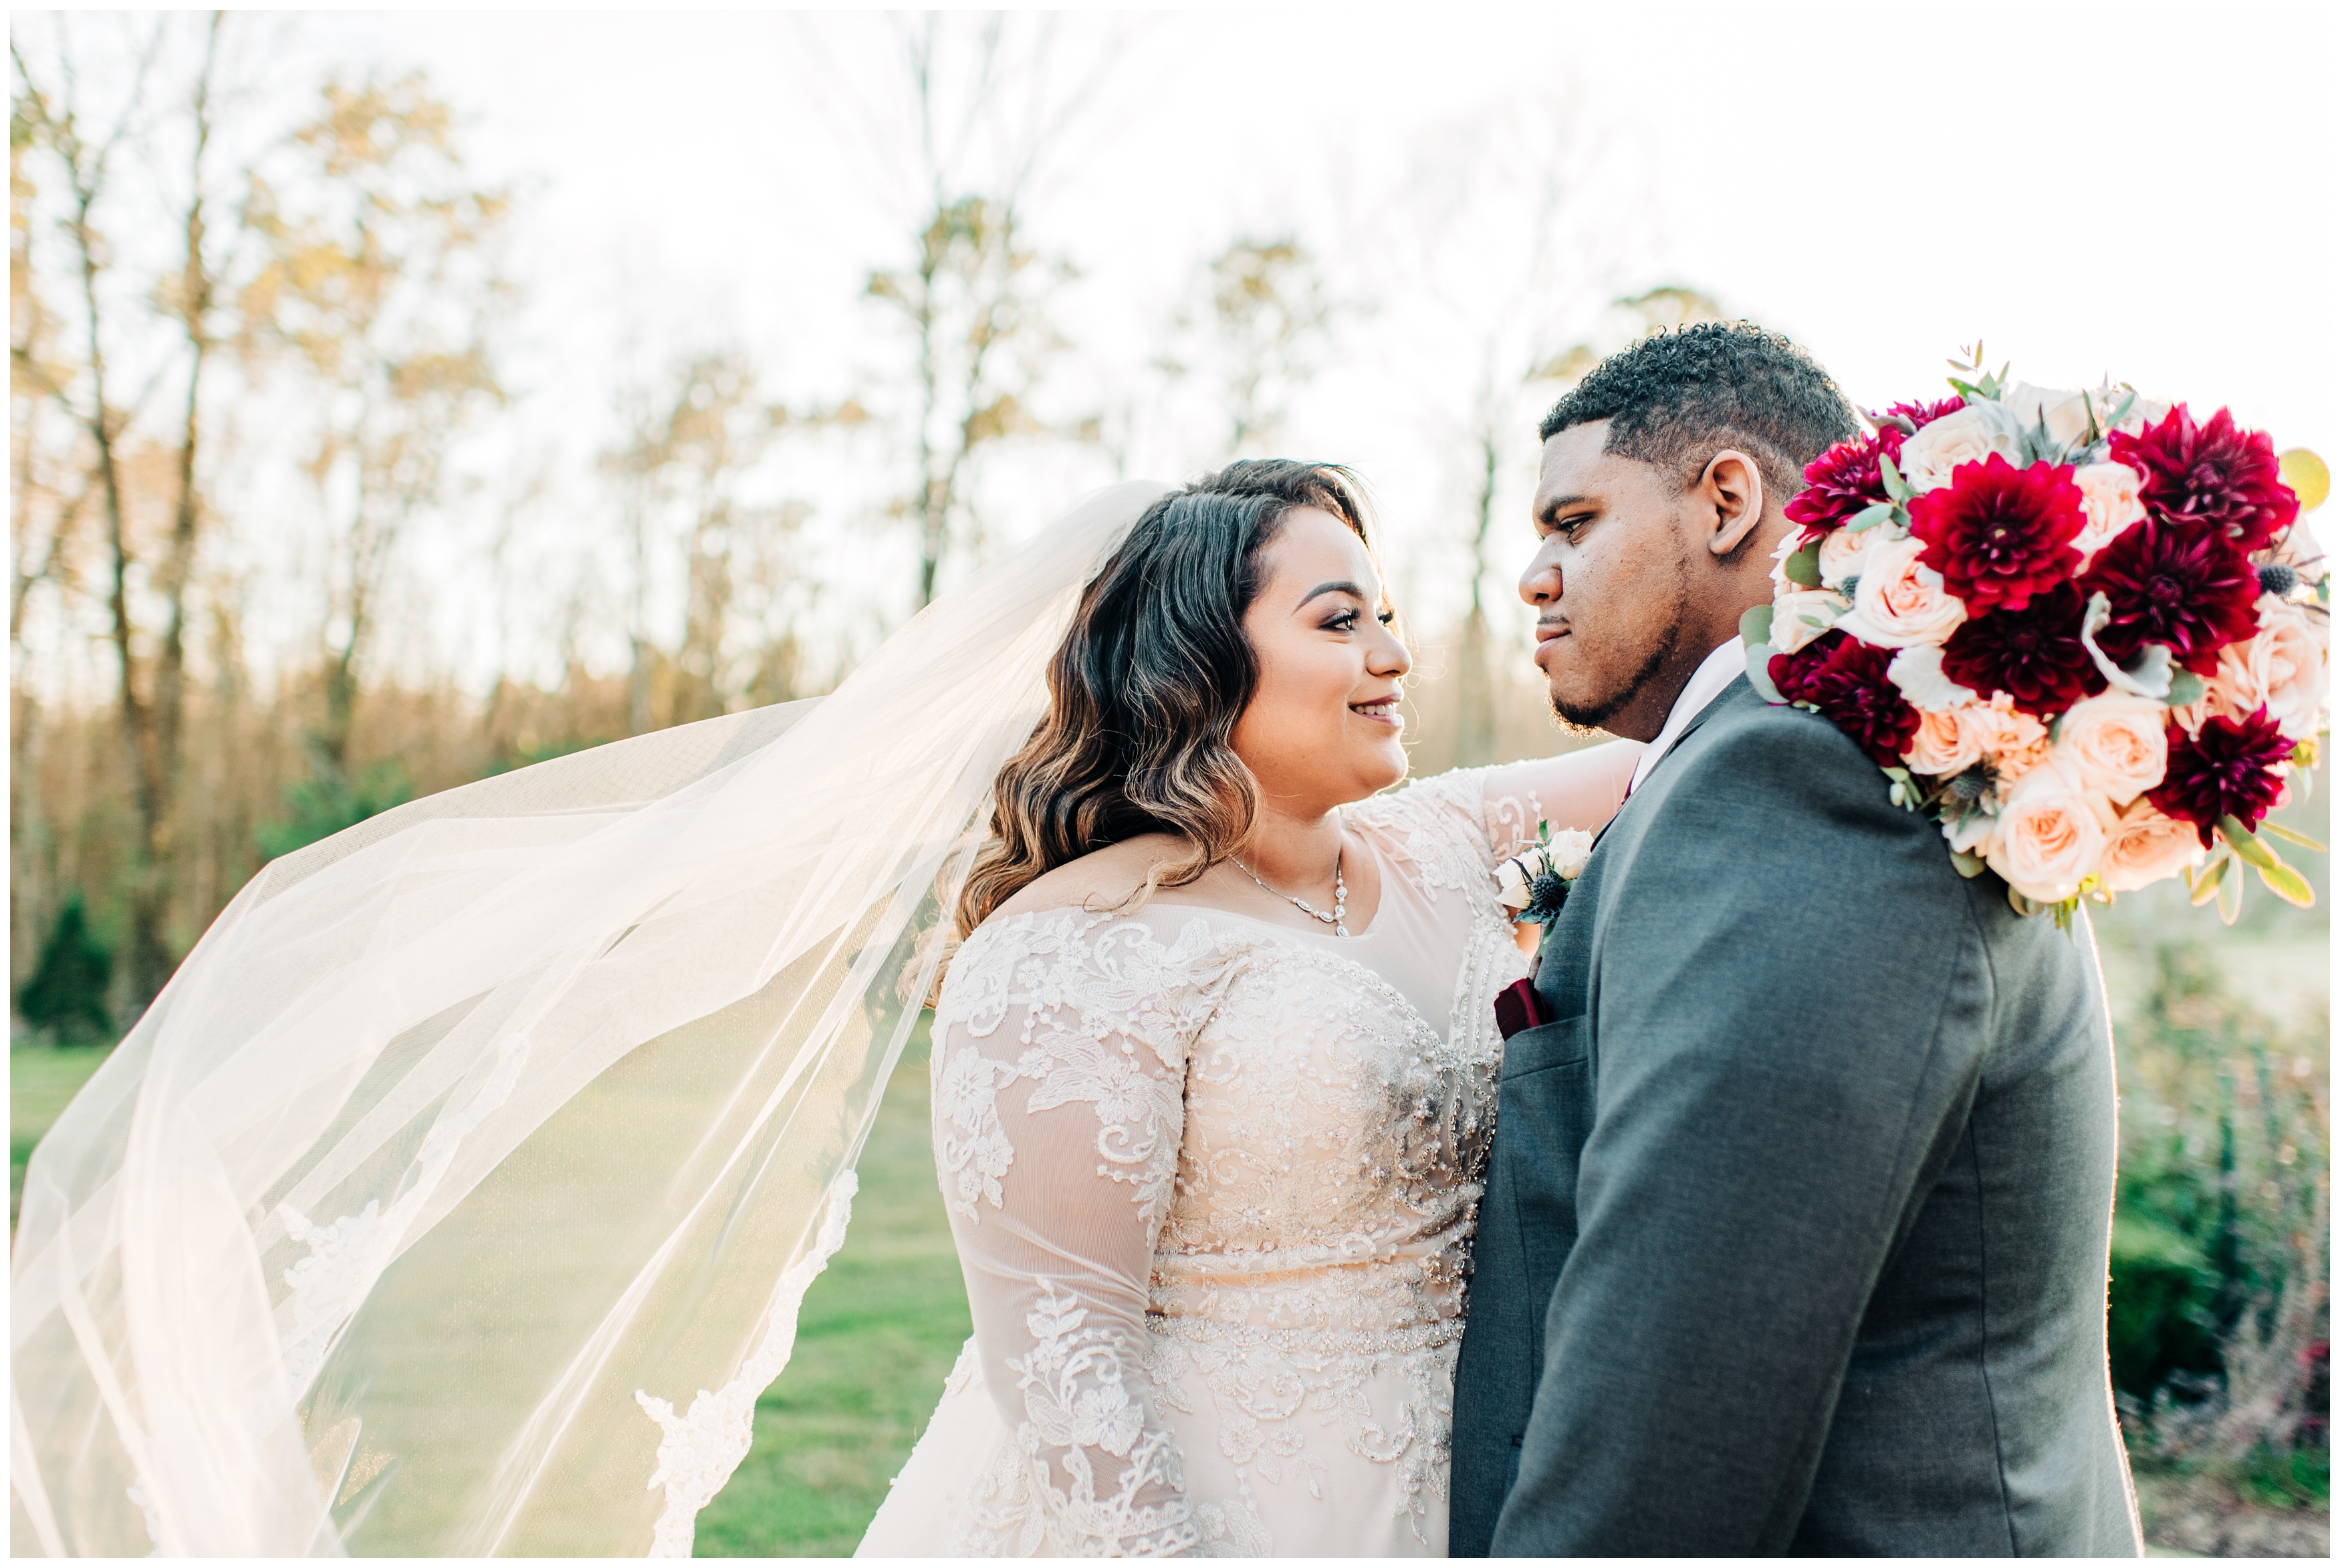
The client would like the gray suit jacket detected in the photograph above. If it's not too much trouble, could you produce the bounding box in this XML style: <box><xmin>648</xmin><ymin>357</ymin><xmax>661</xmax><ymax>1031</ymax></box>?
<box><xmin>1449</xmin><ymin>678</ymin><xmax>2141</xmax><ymax>1556</ymax></box>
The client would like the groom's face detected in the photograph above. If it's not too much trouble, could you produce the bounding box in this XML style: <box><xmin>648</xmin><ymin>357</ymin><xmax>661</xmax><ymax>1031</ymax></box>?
<box><xmin>1519</xmin><ymin>420</ymin><xmax>1692</xmax><ymax>739</ymax></box>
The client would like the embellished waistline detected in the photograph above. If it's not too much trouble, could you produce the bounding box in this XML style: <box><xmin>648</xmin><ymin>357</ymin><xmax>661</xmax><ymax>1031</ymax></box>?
<box><xmin>1143</xmin><ymin>1314</ymin><xmax>1465</xmax><ymax>1355</ymax></box>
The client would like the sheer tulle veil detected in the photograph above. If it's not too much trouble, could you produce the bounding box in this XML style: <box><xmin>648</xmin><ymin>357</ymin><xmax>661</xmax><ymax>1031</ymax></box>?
<box><xmin>10</xmin><ymin>481</ymin><xmax>1171</xmax><ymax>1556</ymax></box>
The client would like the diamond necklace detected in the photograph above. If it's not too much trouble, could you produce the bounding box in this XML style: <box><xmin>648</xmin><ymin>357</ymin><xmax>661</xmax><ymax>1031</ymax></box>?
<box><xmin>1230</xmin><ymin>832</ymin><xmax>1349</xmax><ymax>938</ymax></box>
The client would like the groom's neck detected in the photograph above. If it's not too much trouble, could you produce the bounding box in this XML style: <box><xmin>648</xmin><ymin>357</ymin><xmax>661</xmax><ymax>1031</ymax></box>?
<box><xmin>1605</xmin><ymin>652</ymin><xmax>1704</xmax><ymax>744</ymax></box>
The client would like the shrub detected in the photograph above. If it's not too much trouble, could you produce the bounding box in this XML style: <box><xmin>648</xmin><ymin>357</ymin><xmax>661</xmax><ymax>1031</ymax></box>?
<box><xmin>2111</xmin><ymin>942</ymin><xmax>2329</xmax><ymax>1465</ymax></box>
<box><xmin>16</xmin><ymin>895</ymin><xmax>115</xmax><ymax>1044</ymax></box>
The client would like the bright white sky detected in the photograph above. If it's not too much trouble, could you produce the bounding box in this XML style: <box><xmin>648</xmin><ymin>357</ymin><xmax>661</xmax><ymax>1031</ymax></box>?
<box><xmin>25</xmin><ymin>3</ymin><xmax>2340</xmax><ymax>689</ymax></box>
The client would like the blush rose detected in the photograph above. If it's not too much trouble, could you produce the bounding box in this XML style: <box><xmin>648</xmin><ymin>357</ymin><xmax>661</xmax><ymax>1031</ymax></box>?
<box><xmin>1898</xmin><ymin>400</ymin><xmax>2026</xmax><ymax>491</ymax></box>
<box><xmin>1839</xmin><ymin>532</ymin><xmax>1970</xmax><ymax>648</ymax></box>
<box><xmin>1985</xmin><ymin>758</ymin><xmax>2110</xmax><ymax>903</ymax></box>
<box><xmin>2096</xmin><ymin>799</ymin><xmax>2208</xmax><ymax>892</ymax></box>
<box><xmin>2053</xmin><ymin>692</ymin><xmax>2170</xmax><ymax>806</ymax></box>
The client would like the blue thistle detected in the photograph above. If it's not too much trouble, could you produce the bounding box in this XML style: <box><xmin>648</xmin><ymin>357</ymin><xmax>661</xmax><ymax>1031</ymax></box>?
<box><xmin>1522</xmin><ymin>871</ymin><xmax>1570</xmax><ymax>926</ymax></box>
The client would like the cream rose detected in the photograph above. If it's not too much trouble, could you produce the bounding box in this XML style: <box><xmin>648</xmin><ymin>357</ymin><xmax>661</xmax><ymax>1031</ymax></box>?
<box><xmin>1770</xmin><ymin>589</ymin><xmax>1849</xmax><ymax>654</ymax></box>
<box><xmin>1547</xmin><ymin>827</ymin><xmax>1595</xmax><ymax>882</ymax></box>
<box><xmin>1819</xmin><ymin>524</ymin><xmax>1874</xmax><ymax>589</ymax></box>
<box><xmin>1897</xmin><ymin>399</ymin><xmax>2025</xmax><ymax>491</ymax></box>
<box><xmin>2071</xmin><ymin>461</ymin><xmax>2147</xmax><ymax>561</ymax></box>
<box><xmin>2096</xmin><ymin>799</ymin><xmax>2207</xmax><ymax>893</ymax></box>
<box><xmin>1984</xmin><ymin>758</ymin><xmax>2111</xmax><ymax>903</ymax></box>
<box><xmin>1887</xmin><ymin>644</ymin><xmax>1979</xmax><ymax>712</ymax></box>
<box><xmin>1960</xmin><ymin>694</ymin><xmax>2051</xmax><ymax>785</ymax></box>
<box><xmin>1905</xmin><ymin>704</ymin><xmax>1982</xmax><ymax>777</ymax></box>
<box><xmin>1494</xmin><ymin>856</ymin><xmax>1533</xmax><ymax>912</ymax></box>
<box><xmin>2202</xmin><ymin>596</ymin><xmax>2329</xmax><ymax>740</ymax></box>
<box><xmin>1837</xmin><ymin>532</ymin><xmax>1969</xmax><ymax>648</ymax></box>
<box><xmin>2110</xmin><ymin>391</ymin><xmax>2174</xmax><ymax>435</ymax></box>
<box><xmin>2053</xmin><ymin>692</ymin><xmax>2170</xmax><ymax>806</ymax></box>
<box><xmin>2000</xmin><ymin>382</ymin><xmax>2099</xmax><ymax>448</ymax></box>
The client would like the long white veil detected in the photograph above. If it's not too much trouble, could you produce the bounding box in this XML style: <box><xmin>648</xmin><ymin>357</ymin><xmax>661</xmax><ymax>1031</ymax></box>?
<box><xmin>10</xmin><ymin>481</ymin><xmax>1169</xmax><ymax>1557</ymax></box>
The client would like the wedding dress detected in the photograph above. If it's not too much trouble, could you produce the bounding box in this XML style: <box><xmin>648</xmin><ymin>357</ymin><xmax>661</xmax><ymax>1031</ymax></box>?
<box><xmin>858</xmin><ymin>747</ymin><xmax>1633</xmax><ymax>1557</ymax></box>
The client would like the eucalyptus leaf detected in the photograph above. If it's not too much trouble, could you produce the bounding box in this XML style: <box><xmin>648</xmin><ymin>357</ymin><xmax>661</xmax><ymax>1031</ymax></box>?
<box><xmin>2261</xmin><ymin>821</ymin><xmax>2327</xmax><ymax>853</ymax></box>
<box><xmin>2257</xmin><ymin>862</ymin><xmax>2317</xmax><ymax>908</ymax></box>
<box><xmin>2188</xmin><ymin>855</ymin><xmax>2228</xmax><ymax>906</ymax></box>
<box><xmin>1740</xmin><ymin>604</ymin><xmax>1775</xmax><ymax>648</ymax></box>
<box><xmin>2216</xmin><ymin>864</ymin><xmax>2243</xmax><ymax>925</ymax></box>
<box><xmin>1950</xmin><ymin>850</ymin><xmax>1986</xmax><ymax>880</ymax></box>
<box><xmin>1744</xmin><ymin>643</ymin><xmax>1785</xmax><ymax>703</ymax></box>
<box><xmin>1879</xmin><ymin>452</ymin><xmax>1910</xmax><ymax>501</ymax></box>
<box><xmin>1783</xmin><ymin>541</ymin><xmax>1823</xmax><ymax>587</ymax></box>
<box><xmin>1847</xmin><ymin>501</ymin><xmax>1896</xmax><ymax>534</ymax></box>
<box><xmin>2164</xmin><ymin>670</ymin><xmax>2206</xmax><ymax>708</ymax></box>
<box><xmin>2219</xmin><ymin>816</ymin><xmax>2283</xmax><ymax>872</ymax></box>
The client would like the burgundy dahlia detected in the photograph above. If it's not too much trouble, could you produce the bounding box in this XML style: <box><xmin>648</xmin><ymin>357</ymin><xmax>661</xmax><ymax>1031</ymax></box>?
<box><xmin>2108</xmin><ymin>404</ymin><xmax>2299</xmax><ymax>551</ymax></box>
<box><xmin>2077</xmin><ymin>517</ymin><xmax>2262</xmax><ymax>676</ymax></box>
<box><xmin>1940</xmin><ymin>580</ymin><xmax>2107</xmax><ymax>719</ymax></box>
<box><xmin>1907</xmin><ymin>453</ymin><xmax>2087</xmax><ymax>615</ymax></box>
<box><xmin>1785</xmin><ymin>426</ymin><xmax>1905</xmax><ymax>543</ymax></box>
<box><xmin>2148</xmin><ymin>708</ymin><xmax>2293</xmax><ymax>847</ymax></box>
<box><xmin>1768</xmin><ymin>630</ymin><xmax>1921</xmax><ymax>766</ymax></box>
<box><xmin>1884</xmin><ymin>396</ymin><xmax>1964</xmax><ymax>430</ymax></box>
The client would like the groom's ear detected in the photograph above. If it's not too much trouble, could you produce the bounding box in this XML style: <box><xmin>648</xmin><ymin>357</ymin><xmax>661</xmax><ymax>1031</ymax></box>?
<box><xmin>1695</xmin><ymin>448</ymin><xmax>1766</xmax><ymax>558</ymax></box>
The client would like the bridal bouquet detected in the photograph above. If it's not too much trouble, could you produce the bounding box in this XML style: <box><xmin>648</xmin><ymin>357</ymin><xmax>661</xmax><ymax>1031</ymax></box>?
<box><xmin>1742</xmin><ymin>351</ymin><xmax>2331</xmax><ymax>924</ymax></box>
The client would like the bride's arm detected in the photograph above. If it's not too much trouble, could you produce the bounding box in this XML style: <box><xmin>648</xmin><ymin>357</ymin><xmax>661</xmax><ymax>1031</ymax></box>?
<box><xmin>929</xmin><ymin>918</ymin><xmax>1200</xmax><ymax>1557</ymax></box>
<box><xmin>1476</xmin><ymin>739</ymin><xmax>1643</xmax><ymax>860</ymax></box>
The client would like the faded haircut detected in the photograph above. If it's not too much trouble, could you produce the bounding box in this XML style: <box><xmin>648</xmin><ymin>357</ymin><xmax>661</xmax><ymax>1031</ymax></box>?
<box><xmin>1538</xmin><ymin>321</ymin><xmax>1861</xmax><ymax>499</ymax></box>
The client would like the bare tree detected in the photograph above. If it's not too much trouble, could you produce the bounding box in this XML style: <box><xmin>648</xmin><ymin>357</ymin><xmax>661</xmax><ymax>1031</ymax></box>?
<box><xmin>1165</xmin><ymin>236</ymin><xmax>1334</xmax><ymax>462</ymax></box>
<box><xmin>242</xmin><ymin>70</ymin><xmax>511</xmax><ymax>777</ymax></box>
<box><xmin>11</xmin><ymin>21</ymin><xmax>200</xmax><ymax>1000</ymax></box>
<box><xmin>602</xmin><ymin>348</ymin><xmax>795</xmax><ymax>730</ymax></box>
<box><xmin>802</xmin><ymin>13</ymin><xmax>1125</xmax><ymax>607</ymax></box>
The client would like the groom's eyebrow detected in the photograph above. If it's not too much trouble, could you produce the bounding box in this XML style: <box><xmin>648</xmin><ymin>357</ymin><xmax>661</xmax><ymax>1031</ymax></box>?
<box><xmin>1536</xmin><ymin>494</ymin><xmax>1593</xmax><ymax>528</ymax></box>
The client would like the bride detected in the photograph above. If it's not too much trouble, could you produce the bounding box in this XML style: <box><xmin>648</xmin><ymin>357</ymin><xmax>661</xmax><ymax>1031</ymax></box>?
<box><xmin>10</xmin><ymin>463</ymin><xmax>1631</xmax><ymax>1557</ymax></box>
<box><xmin>860</xmin><ymin>461</ymin><xmax>1633</xmax><ymax>1556</ymax></box>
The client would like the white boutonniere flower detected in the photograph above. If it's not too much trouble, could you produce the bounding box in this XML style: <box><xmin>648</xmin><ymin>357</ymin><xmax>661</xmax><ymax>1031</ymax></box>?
<box><xmin>1496</xmin><ymin>821</ymin><xmax>1595</xmax><ymax>925</ymax></box>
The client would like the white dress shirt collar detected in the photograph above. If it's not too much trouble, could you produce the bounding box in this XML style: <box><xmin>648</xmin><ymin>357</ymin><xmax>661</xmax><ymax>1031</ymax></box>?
<box><xmin>1625</xmin><ymin>638</ymin><xmax>1746</xmax><ymax>797</ymax></box>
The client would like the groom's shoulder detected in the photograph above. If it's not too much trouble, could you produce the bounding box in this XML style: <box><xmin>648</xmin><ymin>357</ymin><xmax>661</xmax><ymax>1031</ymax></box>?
<box><xmin>1655</xmin><ymin>680</ymin><xmax>1902</xmax><ymax>820</ymax></box>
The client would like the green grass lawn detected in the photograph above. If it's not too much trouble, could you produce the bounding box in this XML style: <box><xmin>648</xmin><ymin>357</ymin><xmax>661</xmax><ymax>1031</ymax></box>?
<box><xmin>9</xmin><ymin>1043</ymin><xmax>109</xmax><ymax>1230</ymax></box>
<box><xmin>7</xmin><ymin>1041</ymin><xmax>971</xmax><ymax>1556</ymax></box>
<box><xmin>693</xmin><ymin>1051</ymin><xmax>972</xmax><ymax>1556</ymax></box>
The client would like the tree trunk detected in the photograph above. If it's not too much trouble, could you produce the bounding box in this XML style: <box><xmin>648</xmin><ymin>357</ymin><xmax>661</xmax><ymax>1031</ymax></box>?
<box><xmin>1455</xmin><ymin>434</ymin><xmax>1501</xmax><ymax>767</ymax></box>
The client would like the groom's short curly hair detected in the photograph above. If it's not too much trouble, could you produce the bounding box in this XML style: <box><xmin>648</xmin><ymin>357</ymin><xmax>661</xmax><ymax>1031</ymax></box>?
<box><xmin>1538</xmin><ymin>322</ymin><xmax>1860</xmax><ymax>499</ymax></box>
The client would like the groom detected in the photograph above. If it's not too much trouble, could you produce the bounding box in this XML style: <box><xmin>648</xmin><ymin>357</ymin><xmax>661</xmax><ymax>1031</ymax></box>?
<box><xmin>1450</xmin><ymin>325</ymin><xmax>2142</xmax><ymax>1555</ymax></box>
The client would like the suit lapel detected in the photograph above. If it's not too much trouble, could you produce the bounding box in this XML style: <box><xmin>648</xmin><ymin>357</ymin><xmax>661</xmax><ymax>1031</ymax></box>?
<box><xmin>1587</xmin><ymin>673</ymin><xmax>1756</xmax><ymax>852</ymax></box>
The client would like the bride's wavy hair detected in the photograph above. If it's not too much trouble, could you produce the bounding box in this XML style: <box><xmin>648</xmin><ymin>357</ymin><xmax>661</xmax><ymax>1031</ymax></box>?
<box><xmin>955</xmin><ymin>460</ymin><xmax>1375</xmax><ymax>937</ymax></box>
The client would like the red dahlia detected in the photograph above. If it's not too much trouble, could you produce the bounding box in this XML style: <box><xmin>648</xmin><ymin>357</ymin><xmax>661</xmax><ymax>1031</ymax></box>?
<box><xmin>2077</xmin><ymin>517</ymin><xmax>2261</xmax><ymax>676</ymax></box>
<box><xmin>1907</xmin><ymin>453</ymin><xmax>2087</xmax><ymax>615</ymax></box>
<box><xmin>1768</xmin><ymin>630</ymin><xmax>1921</xmax><ymax>766</ymax></box>
<box><xmin>2148</xmin><ymin>708</ymin><xmax>2293</xmax><ymax>847</ymax></box>
<box><xmin>2108</xmin><ymin>404</ymin><xmax>2299</xmax><ymax>551</ymax></box>
<box><xmin>1884</xmin><ymin>396</ymin><xmax>1964</xmax><ymax>430</ymax></box>
<box><xmin>1785</xmin><ymin>425</ymin><xmax>1905</xmax><ymax>543</ymax></box>
<box><xmin>1940</xmin><ymin>580</ymin><xmax>2107</xmax><ymax>719</ymax></box>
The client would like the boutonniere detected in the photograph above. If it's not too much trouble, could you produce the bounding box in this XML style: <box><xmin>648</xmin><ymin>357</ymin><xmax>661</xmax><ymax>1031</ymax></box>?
<box><xmin>1495</xmin><ymin>820</ymin><xmax>1595</xmax><ymax>927</ymax></box>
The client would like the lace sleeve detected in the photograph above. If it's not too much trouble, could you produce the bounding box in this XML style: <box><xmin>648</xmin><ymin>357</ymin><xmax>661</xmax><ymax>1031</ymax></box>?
<box><xmin>929</xmin><ymin>911</ymin><xmax>1231</xmax><ymax>1557</ymax></box>
<box><xmin>1477</xmin><ymin>739</ymin><xmax>1642</xmax><ymax>862</ymax></box>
